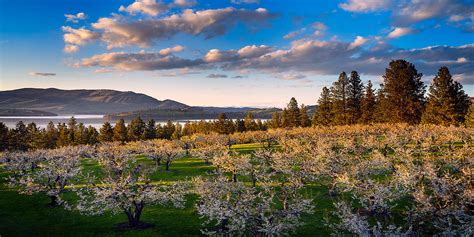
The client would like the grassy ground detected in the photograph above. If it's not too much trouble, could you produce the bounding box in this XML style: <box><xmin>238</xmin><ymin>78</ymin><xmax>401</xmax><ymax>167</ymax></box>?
<box><xmin>0</xmin><ymin>144</ymin><xmax>334</xmax><ymax>237</ymax></box>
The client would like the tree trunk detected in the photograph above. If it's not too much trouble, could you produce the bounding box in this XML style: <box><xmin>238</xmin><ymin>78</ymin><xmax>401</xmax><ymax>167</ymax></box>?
<box><xmin>232</xmin><ymin>172</ymin><xmax>237</xmax><ymax>182</ymax></box>
<box><xmin>49</xmin><ymin>195</ymin><xmax>58</xmax><ymax>206</ymax></box>
<box><xmin>155</xmin><ymin>158</ymin><xmax>161</xmax><ymax>166</ymax></box>
<box><xmin>165</xmin><ymin>160</ymin><xmax>171</xmax><ymax>171</ymax></box>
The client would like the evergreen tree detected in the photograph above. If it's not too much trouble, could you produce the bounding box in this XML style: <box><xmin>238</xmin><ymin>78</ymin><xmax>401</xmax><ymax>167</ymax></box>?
<box><xmin>422</xmin><ymin>67</ymin><xmax>471</xmax><ymax>126</ymax></box>
<box><xmin>235</xmin><ymin>119</ymin><xmax>246</xmax><ymax>132</ymax></box>
<box><xmin>268</xmin><ymin>112</ymin><xmax>282</xmax><ymax>129</ymax></box>
<box><xmin>244</xmin><ymin>112</ymin><xmax>258</xmax><ymax>131</ymax></box>
<box><xmin>113</xmin><ymin>119</ymin><xmax>128</xmax><ymax>144</ymax></box>
<box><xmin>87</xmin><ymin>126</ymin><xmax>99</xmax><ymax>144</ymax></box>
<box><xmin>0</xmin><ymin>122</ymin><xmax>8</xmax><ymax>151</ymax></box>
<box><xmin>172</xmin><ymin>122</ymin><xmax>182</xmax><ymax>140</ymax></box>
<box><xmin>67</xmin><ymin>117</ymin><xmax>77</xmax><ymax>144</ymax></box>
<box><xmin>214</xmin><ymin>113</ymin><xmax>234</xmax><ymax>134</ymax></box>
<box><xmin>330</xmin><ymin>72</ymin><xmax>349</xmax><ymax>125</ymax></box>
<box><xmin>9</xmin><ymin>121</ymin><xmax>28</xmax><ymax>151</ymax></box>
<box><xmin>312</xmin><ymin>87</ymin><xmax>333</xmax><ymax>126</ymax></box>
<box><xmin>142</xmin><ymin>119</ymin><xmax>157</xmax><ymax>140</ymax></box>
<box><xmin>347</xmin><ymin>71</ymin><xmax>364</xmax><ymax>124</ymax></box>
<box><xmin>378</xmin><ymin>60</ymin><xmax>425</xmax><ymax>124</ymax></box>
<box><xmin>182</xmin><ymin>121</ymin><xmax>193</xmax><ymax>136</ymax></box>
<box><xmin>99</xmin><ymin>122</ymin><xmax>114</xmax><ymax>142</ymax></box>
<box><xmin>299</xmin><ymin>104</ymin><xmax>311</xmax><ymax>127</ymax></box>
<box><xmin>284</xmin><ymin>97</ymin><xmax>301</xmax><ymax>127</ymax></box>
<box><xmin>43</xmin><ymin>121</ymin><xmax>58</xmax><ymax>149</ymax></box>
<box><xmin>360</xmin><ymin>80</ymin><xmax>377</xmax><ymax>124</ymax></box>
<box><xmin>26</xmin><ymin>122</ymin><xmax>41</xmax><ymax>149</ymax></box>
<box><xmin>74</xmin><ymin>123</ymin><xmax>88</xmax><ymax>145</ymax></box>
<box><xmin>57</xmin><ymin>123</ymin><xmax>69</xmax><ymax>147</ymax></box>
<box><xmin>281</xmin><ymin>109</ymin><xmax>289</xmax><ymax>127</ymax></box>
<box><xmin>162</xmin><ymin>120</ymin><xmax>175</xmax><ymax>139</ymax></box>
<box><xmin>127</xmin><ymin>117</ymin><xmax>145</xmax><ymax>141</ymax></box>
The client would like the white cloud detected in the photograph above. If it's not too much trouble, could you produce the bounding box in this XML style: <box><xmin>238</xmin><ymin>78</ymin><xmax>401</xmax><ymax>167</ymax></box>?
<box><xmin>207</xmin><ymin>73</ymin><xmax>228</xmax><ymax>78</ymax></box>
<box><xmin>387</xmin><ymin>27</ymin><xmax>415</xmax><ymax>38</ymax></box>
<box><xmin>119</xmin><ymin>0</ymin><xmax>169</xmax><ymax>16</ymax></box>
<box><xmin>348</xmin><ymin>36</ymin><xmax>368</xmax><ymax>49</ymax></box>
<box><xmin>173</xmin><ymin>0</ymin><xmax>197</xmax><ymax>7</ymax></box>
<box><xmin>64</xmin><ymin>44</ymin><xmax>80</xmax><ymax>53</ymax></box>
<box><xmin>65</xmin><ymin>12</ymin><xmax>87</xmax><ymax>23</ymax></box>
<box><xmin>29</xmin><ymin>72</ymin><xmax>56</xmax><ymax>76</ymax></box>
<box><xmin>339</xmin><ymin>0</ymin><xmax>391</xmax><ymax>12</ymax></box>
<box><xmin>159</xmin><ymin>45</ymin><xmax>185</xmax><ymax>56</ymax></box>
<box><xmin>312</xmin><ymin>22</ymin><xmax>327</xmax><ymax>31</ymax></box>
<box><xmin>92</xmin><ymin>7</ymin><xmax>275</xmax><ymax>49</ymax></box>
<box><xmin>231</xmin><ymin>0</ymin><xmax>260</xmax><ymax>4</ymax></box>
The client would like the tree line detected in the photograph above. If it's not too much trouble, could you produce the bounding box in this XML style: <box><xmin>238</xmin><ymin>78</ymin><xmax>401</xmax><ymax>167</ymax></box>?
<box><xmin>0</xmin><ymin>59</ymin><xmax>472</xmax><ymax>151</ymax></box>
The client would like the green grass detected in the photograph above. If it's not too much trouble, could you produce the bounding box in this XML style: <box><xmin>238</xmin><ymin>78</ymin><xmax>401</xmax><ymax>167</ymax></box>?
<box><xmin>0</xmin><ymin>143</ymin><xmax>334</xmax><ymax>237</ymax></box>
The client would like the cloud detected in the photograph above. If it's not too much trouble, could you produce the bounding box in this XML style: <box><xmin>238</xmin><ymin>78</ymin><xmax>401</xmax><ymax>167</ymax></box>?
<box><xmin>159</xmin><ymin>45</ymin><xmax>185</xmax><ymax>56</ymax></box>
<box><xmin>92</xmin><ymin>7</ymin><xmax>275</xmax><ymax>49</ymax></box>
<box><xmin>76</xmin><ymin>39</ymin><xmax>474</xmax><ymax>84</ymax></box>
<box><xmin>29</xmin><ymin>72</ymin><xmax>56</xmax><ymax>77</ymax></box>
<box><xmin>312</xmin><ymin>22</ymin><xmax>327</xmax><ymax>31</ymax></box>
<box><xmin>77</xmin><ymin>51</ymin><xmax>203</xmax><ymax>71</ymax></box>
<box><xmin>64</xmin><ymin>44</ymin><xmax>80</xmax><ymax>53</ymax></box>
<box><xmin>62</xmin><ymin>26</ymin><xmax>100</xmax><ymax>53</ymax></box>
<box><xmin>387</xmin><ymin>27</ymin><xmax>416</xmax><ymax>38</ymax></box>
<box><xmin>207</xmin><ymin>73</ymin><xmax>228</xmax><ymax>78</ymax></box>
<box><xmin>283</xmin><ymin>30</ymin><xmax>303</xmax><ymax>39</ymax></box>
<box><xmin>65</xmin><ymin>12</ymin><xmax>87</xmax><ymax>23</ymax></box>
<box><xmin>393</xmin><ymin>0</ymin><xmax>474</xmax><ymax>26</ymax></box>
<box><xmin>119</xmin><ymin>0</ymin><xmax>169</xmax><ymax>16</ymax></box>
<box><xmin>231</xmin><ymin>0</ymin><xmax>260</xmax><ymax>4</ymax></box>
<box><xmin>173</xmin><ymin>0</ymin><xmax>197</xmax><ymax>7</ymax></box>
<box><xmin>277</xmin><ymin>73</ymin><xmax>307</xmax><ymax>81</ymax></box>
<box><xmin>339</xmin><ymin>0</ymin><xmax>391</xmax><ymax>12</ymax></box>
<box><xmin>348</xmin><ymin>36</ymin><xmax>368</xmax><ymax>49</ymax></box>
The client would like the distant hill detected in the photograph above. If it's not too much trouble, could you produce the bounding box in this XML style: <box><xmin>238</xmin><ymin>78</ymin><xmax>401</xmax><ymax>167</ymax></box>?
<box><xmin>104</xmin><ymin>107</ymin><xmax>283</xmax><ymax>121</ymax></box>
<box><xmin>0</xmin><ymin>109</ymin><xmax>57</xmax><ymax>116</ymax></box>
<box><xmin>0</xmin><ymin>88</ymin><xmax>184</xmax><ymax>115</ymax></box>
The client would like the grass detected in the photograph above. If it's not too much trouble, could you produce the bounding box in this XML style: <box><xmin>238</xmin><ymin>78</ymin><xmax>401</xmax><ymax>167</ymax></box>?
<box><xmin>0</xmin><ymin>143</ymin><xmax>334</xmax><ymax>237</ymax></box>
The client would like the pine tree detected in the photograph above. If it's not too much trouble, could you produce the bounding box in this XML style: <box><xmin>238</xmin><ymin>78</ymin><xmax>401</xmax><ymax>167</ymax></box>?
<box><xmin>87</xmin><ymin>126</ymin><xmax>99</xmax><ymax>144</ymax></box>
<box><xmin>422</xmin><ymin>67</ymin><xmax>471</xmax><ymax>126</ymax></box>
<box><xmin>268</xmin><ymin>112</ymin><xmax>282</xmax><ymax>129</ymax></box>
<box><xmin>378</xmin><ymin>60</ymin><xmax>425</xmax><ymax>124</ymax></box>
<box><xmin>244</xmin><ymin>112</ymin><xmax>258</xmax><ymax>131</ymax></box>
<box><xmin>182</xmin><ymin>121</ymin><xmax>193</xmax><ymax>136</ymax></box>
<box><xmin>67</xmin><ymin>117</ymin><xmax>77</xmax><ymax>144</ymax></box>
<box><xmin>43</xmin><ymin>121</ymin><xmax>58</xmax><ymax>149</ymax></box>
<box><xmin>312</xmin><ymin>87</ymin><xmax>333</xmax><ymax>126</ymax></box>
<box><xmin>99</xmin><ymin>122</ymin><xmax>114</xmax><ymax>142</ymax></box>
<box><xmin>74</xmin><ymin>123</ymin><xmax>88</xmax><ymax>145</ymax></box>
<box><xmin>162</xmin><ymin>120</ymin><xmax>175</xmax><ymax>139</ymax></box>
<box><xmin>113</xmin><ymin>119</ymin><xmax>128</xmax><ymax>144</ymax></box>
<box><xmin>330</xmin><ymin>72</ymin><xmax>350</xmax><ymax>125</ymax></box>
<box><xmin>142</xmin><ymin>119</ymin><xmax>157</xmax><ymax>140</ymax></box>
<box><xmin>57</xmin><ymin>123</ymin><xmax>69</xmax><ymax>147</ymax></box>
<box><xmin>171</xmin><ymin>122</ymin><xmax>182</xmax><ymax>140</ymax></box>
<box><xmin>127</xmin><ymin>117</ymin><xmax>145</xmax><ymax>141</ymax></box>
<box><xmin>215</xmin><ymin>113</ymin><xmax>234</xmax><ymax>134</ymax></box>
<box><xmin>235</xmin><ymin>119</ymin><xmax>246</xmax><ymax>132</ymax></box>
<box><xmin>0</xmin><ymin>122</ymin><xmax>8</xmax><ymax>151</ymax></box>
<box><xmin>360</xmin><ymin>80</ymin><xmax>377</xmax><ymax>124</ymax></box>
<box><xmin>284</xmin><ymin>97</ymin><xmax>301</xmax><ymax>127</ymax></box>
<box><xmin>299</xmin><ymin>104</ymin><xmax>311</xmax><ymax>127</ymax></box>
<box><xmin>347</xmin><ymin>71</ymin><xmax>364</xmax><ymax>124</ymax></box>
<box><xmin>26</xmin><ymin>122</ymin><xmax>41</xmax><ymax>149</ymax></box>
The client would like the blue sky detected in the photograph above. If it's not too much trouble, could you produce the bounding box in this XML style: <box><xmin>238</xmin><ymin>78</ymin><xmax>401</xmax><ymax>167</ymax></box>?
<box><xmin>0</xmin><ymin>0</ymin><xmax>473</xmax><ymax>107</ymax></box>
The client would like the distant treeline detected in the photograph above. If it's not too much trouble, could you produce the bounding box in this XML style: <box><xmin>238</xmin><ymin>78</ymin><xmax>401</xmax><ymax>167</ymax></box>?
<box><xmin>0</xmin><ymin>59</ymin><xmax>472</xmax><ymax>151</ymax></box>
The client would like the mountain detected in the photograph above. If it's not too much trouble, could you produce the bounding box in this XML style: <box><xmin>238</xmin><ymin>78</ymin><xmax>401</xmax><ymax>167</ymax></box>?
<box><xmin>0</xmin><ymin>109</ymin><xmax>57</xmax><ymax>116</ymax></box>
<box><xmin>0</xmin><ymin>88</ymin><xmax>184</xmax><ymax>115</ymax></box>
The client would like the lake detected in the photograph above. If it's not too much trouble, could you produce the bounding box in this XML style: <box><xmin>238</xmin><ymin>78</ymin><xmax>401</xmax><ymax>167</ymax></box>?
<box><xmin>0</xmin><ymin>115</ymin><xmax>259</xmax><ymax>129</ymax></box>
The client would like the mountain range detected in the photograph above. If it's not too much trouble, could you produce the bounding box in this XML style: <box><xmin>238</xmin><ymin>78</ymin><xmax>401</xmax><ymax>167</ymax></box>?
<box><xmin>0</xmin><ymin>88</ymin><xmax>288</xmax><ymax>120</ymax></box>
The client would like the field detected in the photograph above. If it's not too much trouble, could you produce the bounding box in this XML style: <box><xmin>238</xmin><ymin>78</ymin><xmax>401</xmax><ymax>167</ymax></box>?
<box><xmin>0</xmin><ymin>144</ymin><xmax>333</xmax><ymax>237</ymax></box>
<box><xmin>0</xmin><ymin>124</ymin><xmax>472</xmax><ymax>236</ymax></box>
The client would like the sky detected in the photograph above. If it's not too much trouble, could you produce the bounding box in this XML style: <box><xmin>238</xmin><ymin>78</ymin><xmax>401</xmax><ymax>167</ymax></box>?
<box><xmin>0</xmin><ymin>0</ymin><xmax>473</xmax><ymax>107</ymax></box>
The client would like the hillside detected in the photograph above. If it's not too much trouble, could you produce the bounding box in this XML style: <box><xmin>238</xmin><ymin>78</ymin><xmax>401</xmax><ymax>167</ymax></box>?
<box><xmin>0</xmin><ymin>88</ymin><xmax>185</xmax><ymax>115</ymax></box>
<box><xmin>0</xmin><ymin>109</ymin><xmax>57</xmax><ymax>116</ymax></box>
<box><xmin>104</xmin><ymin>107</ymin><xmax>283</xmax><ymax>121</ymax></box>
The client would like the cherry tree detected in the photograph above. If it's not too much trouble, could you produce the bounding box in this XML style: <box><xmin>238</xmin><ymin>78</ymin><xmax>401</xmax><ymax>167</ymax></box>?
<box><xmin>6</xmin><ymin>146</ymin><xmax>86</xmax><ymax>206</ymax></box>
<box><xmin>77</xmin><ymin>145</ymin><xmax>187</xmax><ymax>229</ymax></box>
